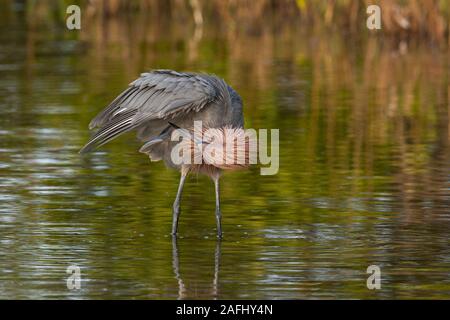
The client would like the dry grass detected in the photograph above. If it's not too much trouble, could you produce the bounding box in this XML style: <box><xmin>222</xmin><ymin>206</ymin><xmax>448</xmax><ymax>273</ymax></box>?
<box><xmin>5</xmin><ymin>0</ymin><xmax>449</xmax><ymax>43</ymax></box>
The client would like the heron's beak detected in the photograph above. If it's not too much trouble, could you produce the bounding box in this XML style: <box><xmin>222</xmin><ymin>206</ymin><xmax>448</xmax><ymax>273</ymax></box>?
<box><xmin>169</xmin><ymin>121</ymin><xmax>208</xmax><ymax>146</ymax></box>
<box><xmin>168</xmin><ymin>121</ymin><xmax>181</xmax><ymax>129</ymax></box>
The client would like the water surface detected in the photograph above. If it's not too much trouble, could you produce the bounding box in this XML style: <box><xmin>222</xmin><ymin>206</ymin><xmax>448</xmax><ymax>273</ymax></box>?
<box><xmin>0</xmin><ymin>10</ymin><xmax>449</xmax><ymax>299</ymax></box>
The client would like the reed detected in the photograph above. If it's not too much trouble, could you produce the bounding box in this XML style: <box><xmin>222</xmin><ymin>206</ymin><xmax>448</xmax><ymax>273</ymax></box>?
<box><xmin>6</xmin><ymin>0</ymin><xmax>449</xmax><ymax>43</ymax></box>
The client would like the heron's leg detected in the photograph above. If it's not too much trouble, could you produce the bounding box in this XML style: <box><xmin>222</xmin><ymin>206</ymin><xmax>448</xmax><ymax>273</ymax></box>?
<box><xmin>172</xmin><ymin>171</ymin><xmax>187</xmax><ymax>235</ymax></box>
<box><xmin>213</xmin><ymin>176</ymin><xmax>222</xmax><ymax>238</ymax></box>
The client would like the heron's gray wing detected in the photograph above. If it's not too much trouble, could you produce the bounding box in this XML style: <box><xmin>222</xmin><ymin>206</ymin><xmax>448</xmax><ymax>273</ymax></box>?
<box><xmin>80</xmin><ymin>70</ymin><xmax>228</xmax><ymax>153</ymax></box>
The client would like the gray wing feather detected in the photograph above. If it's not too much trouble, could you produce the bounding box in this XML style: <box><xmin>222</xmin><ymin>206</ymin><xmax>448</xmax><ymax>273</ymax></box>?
<box><xmin>80</xmin><ymin>70</ymin><xmax>227</xmax><ymax>153</ymax></box>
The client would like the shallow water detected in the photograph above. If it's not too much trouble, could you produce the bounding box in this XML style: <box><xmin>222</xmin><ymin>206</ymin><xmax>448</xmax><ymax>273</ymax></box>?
<box><xmin>0</xmin><ymin>10</ymin><xmax>449</xmax><ymax>299</ymax></box>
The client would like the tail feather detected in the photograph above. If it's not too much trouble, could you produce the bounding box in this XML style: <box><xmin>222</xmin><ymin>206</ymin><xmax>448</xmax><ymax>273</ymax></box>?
<box><xmin>88</xmin><ymin>87</ymin><xmax>139</xmax><ymax>130</ymax></box>
<box><xmin>80</xmin><ymin>110</ymin><xmax>138</xmax><ymax>154</ymax></box>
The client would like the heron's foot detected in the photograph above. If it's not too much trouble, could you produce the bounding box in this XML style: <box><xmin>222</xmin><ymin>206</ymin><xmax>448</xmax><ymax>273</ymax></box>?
<box><xmin>171</xmin><ymin>222</ymin><xmax>179</xmax><ymax>236</ymax></box>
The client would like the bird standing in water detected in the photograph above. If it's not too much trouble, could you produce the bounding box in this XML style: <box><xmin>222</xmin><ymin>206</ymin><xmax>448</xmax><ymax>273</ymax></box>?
<box><xmin>80</xmin><ymin>70</ymin><xmax>246</xmax><ymax>238</ymax></box>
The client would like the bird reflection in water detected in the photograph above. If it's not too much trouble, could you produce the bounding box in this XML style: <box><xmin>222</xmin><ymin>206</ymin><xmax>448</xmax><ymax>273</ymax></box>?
<box><xmin>172</xmin><ymin>236</ymin><xmax>222</xmax><ymax>300</ymax></box>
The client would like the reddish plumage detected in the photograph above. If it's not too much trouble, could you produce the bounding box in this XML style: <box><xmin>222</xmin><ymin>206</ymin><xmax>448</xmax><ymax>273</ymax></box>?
<box><xmin>177</xmin><ymin>126</ymin><xmax>255</xmax><ymax>172</ymax></box>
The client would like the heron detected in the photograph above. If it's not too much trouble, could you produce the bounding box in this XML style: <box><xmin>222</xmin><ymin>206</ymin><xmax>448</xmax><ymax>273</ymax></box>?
<box><xmin>80</xmin><ymin>70</ymin><xmax>246</xmax><ymax>238</ymax></box>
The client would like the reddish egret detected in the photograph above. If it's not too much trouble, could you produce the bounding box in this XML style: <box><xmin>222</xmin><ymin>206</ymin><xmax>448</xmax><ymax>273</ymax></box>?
<box><xmin>80</xmin><ymin>70</ymin><xmax>246</xmax><ymax>237</ymax></box>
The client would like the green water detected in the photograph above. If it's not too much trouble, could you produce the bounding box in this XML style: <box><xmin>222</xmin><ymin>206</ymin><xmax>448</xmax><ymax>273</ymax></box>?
<box><xmin>0</xmin><ymin>10</ymin><xmax>449</xmax><ymax>299</ymax></box>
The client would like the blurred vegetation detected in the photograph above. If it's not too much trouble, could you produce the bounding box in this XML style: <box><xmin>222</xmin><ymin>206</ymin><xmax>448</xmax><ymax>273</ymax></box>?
<box><xmin>0</xmin><ymin>0</ymin><xmax>448</xmax><ymax>43</ymax></box>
